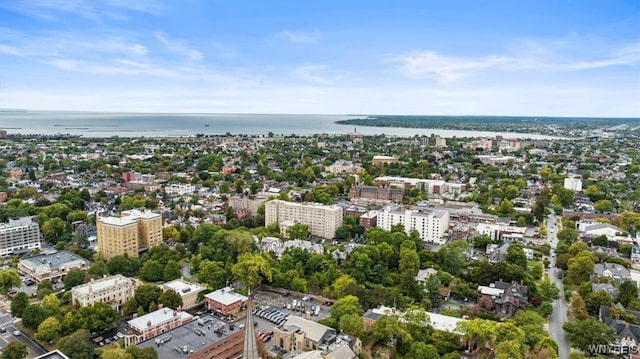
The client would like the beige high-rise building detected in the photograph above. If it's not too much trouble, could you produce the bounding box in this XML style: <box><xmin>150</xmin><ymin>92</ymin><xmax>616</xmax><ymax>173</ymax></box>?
<box><xmin>97</xmin><ymin>209</ymin><xmax>163</xmax><ymax>259</ymax></box>
<box><xmin>265</xmin><ymin>200</ymin><xmax>343</xmax><ymax>239</ymax></box>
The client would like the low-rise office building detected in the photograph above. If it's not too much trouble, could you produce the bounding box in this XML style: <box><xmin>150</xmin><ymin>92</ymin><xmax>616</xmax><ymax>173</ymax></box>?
<box><xmin>203</xmin><ymin>287</ymin><xmax>248</xmax><ymax>316</ymax></box>
<box><xmin>19</xmin><ymin>250</ymin><xmax>88</xmax><ymax>283</ymax></box>
<box><xmin>71</xmin><ymin>274</ymin><xmax>139</xmax><ymax>310</ymax></box>
<box><xmin>124</xmin><ymin>307</ymin><xmax>193</xmax><ymax>347</ymax></box>
<box><xmin>160</xmin><ymin>279</ymin><xmax>206</xmax><ymax>310</ymax></box>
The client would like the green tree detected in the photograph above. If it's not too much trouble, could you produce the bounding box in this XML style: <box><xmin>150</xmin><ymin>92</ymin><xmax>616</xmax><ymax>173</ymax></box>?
<box><xmin>557</xmin><ymin>228</ymin><xmax>579</xmax><ymax>244</ymax></box>
<box><xmin>126</xmin><ymin>346</ymin><xmax>159</xmax><ymax>359</ymax></box>
<box><xmin>616</xmin><ymin>281</ymin><xmax>639</xmax><ymax>307</ymax></box>
<box><xmin>538</xmin><ymin>276</ymin><xmax>560</xmax><ymax>302</ymax></box>
<box><xmin>408</xmin><ymin>342</ymin><xmax>440</xmax><ymax>359</ymax></box>
<box><xmin>41</xmin><ymin>217</ymin><xmax>67</xmax><ymax>243</ymax></box>
<box><xmin>494</xmin><ymin>339</ymin><xmax>526</xmax><ymax>359</ymax></box>
<box><xmin>567</xmin><ymin>252</ymin><xmax>595</xmax><ymax>285</ymax></box>
<box><xmin>563</xmin><ymin>319</ymin><xmax>615</xmax><ymax>353</ymax></box>
<box><xmin>107</xmin><ymin>255</ymin><xmax>140</xmax><ymax>277</ymax></box>
<box><xmin>64</xmin><ymin>269</ymin><xmax>86</xmax><ymax>290</ymax></box>
<box><xmin>338</xmin><ymin>313</ymin><xmax>365</xmax><ymax>338</ymax></box>
<box><xmin>10</xmin><ymin>292</ymin><xmax>29</xmax><ymax>318</ymax></box>
<box><xmin>571</xmin><ymin>294</ymin><xmax>590</xmax><ymax>321</ymax></box>
<box><xmin>331</xmin><ymin>295</ymin><xmax>364</xmax><ymax>321</ymax></box>
<box><xmin>457</xmin><ymin>318</ymin><xmax>497</xmax><ymax>352</ymax></box>
<box><xmin>231</xmin><ymin>253</ymin><xmax>273</xmax><ymax>288</ymax></box>
<box><xmin>37</xmin><ymin>279</ymin><xmax>54</xmax><ymax>299</ymax></box>
<box><xmin>0</xmin><ymin>270</ymin><xmax>21</xmax><ymax>295</ymax></box>
<box><xmin>139</xmin><ymin>260</ymin><xmax>164</xmax><ymax>282</ymax></box>
<box><xmin>0</xmin><ymin>341</ymin><xmax>28</xmax><ymax>359</ymax></box>
<box><xmin>197</xmin><ymin>260</ymin><xmax>227</xmax><ymax>289</ymax></box>
<box><xmin>585</xmin><ymin>290</ymin><xmax>613</xmax><ymax>316</ymax></box>
<box><xmin>158</xmin><ymin>289</ymin><xmax>183</xmax><ymax>309</ymax></box>
<box><xmin>41</xmin><ymin>293</ymin><xmax>61</xmax><ymax>316</ymax></box>
<box><xmin>163</xmin><ymin>260</ymin><xmax>182</xmax><ymax>281</ymax></box>
<box><xmin>594</xmin><ymin>199</ymin><xmax>614</xmax><ymax>213</ymax></box>
<box><xmin>57</xmin><ymin>329</ymin><xmax>95</xmax><ymax>359</ymax></box>
<box><xmin>287</xmin><ymin>222</ymin><xmax>310</xmax><ymax>240</ymax></box>
<box><xmin>506</xmin><ymin>243</ymin><xmax>527</xmax><ymax>269</ymax></box>
<box><xmin>134</xmin><ymin>284</ymin><xmax>163</xmax><ymax>312</ymax></box>
<box><xmin>36</xmin><ymin>316</ymin><xmax>61</xmax><ymax>342</ymax></box>
<box><xmin>399</xmin><ymin>247</ymin><xmax>420</xmax><ymax>287</ymax></box>
<box><xmin>22</xmin><ymin>304</ymin><xmax>47</xmax><ymax>330</ymax></box>
<box><xmin>87</xmin><ymin>260</ymin><xmax>109</xmax><ymax>277</ymax></box>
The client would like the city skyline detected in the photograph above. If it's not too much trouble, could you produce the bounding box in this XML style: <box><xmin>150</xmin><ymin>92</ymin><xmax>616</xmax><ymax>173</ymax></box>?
<box><xmin>1</xmin><ymin>0</ymin><xmax>639</xmax><ymax>117</ymax></box>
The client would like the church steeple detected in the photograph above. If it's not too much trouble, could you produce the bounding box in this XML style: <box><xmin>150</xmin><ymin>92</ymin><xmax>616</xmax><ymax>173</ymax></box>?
<box><xmin>242</xmin><ymin>289</ymin><xmax>260</xmax><ymax>359</ymax></box>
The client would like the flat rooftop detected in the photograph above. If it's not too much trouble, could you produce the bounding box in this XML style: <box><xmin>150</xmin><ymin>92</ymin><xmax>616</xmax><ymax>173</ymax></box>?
<box><xmin>204</xmin><ymin>287</ymin><xmax>248</xmax><ymax>306</ymax></box>
<box><xmin>137</xmin><ymin>314</ymin><xmax>236</xmax><ymax>358</ymax></box>
<box><xmin>20</xmin><ymin>250</ymin><xmax>88</xmax><ymax>272</ymax></box>
<box><xmin>98</xmin><ymin>209</ymin><xmax>161</xmax><ymax>226</ymax></box>
<box><xmin>162</xmin><ymin>279</ymin><xmax>205</xmax><ymax>297</ymax></box>
<box><xmin>129</xmin><ymin>308</ymin><xmax>193</xmax><ymax>332</ymax></box>
<box><xmin>72</xmin><ymin>274</ymin><xmax>133</xmax><ymax>295</ymax></box>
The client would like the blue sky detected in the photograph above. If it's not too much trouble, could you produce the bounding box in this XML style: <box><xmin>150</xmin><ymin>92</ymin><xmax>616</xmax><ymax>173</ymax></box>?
<box><xmin>0</xmin><ymin>0</ymin><xmax>639</xmax><ymax>116</ymax></box>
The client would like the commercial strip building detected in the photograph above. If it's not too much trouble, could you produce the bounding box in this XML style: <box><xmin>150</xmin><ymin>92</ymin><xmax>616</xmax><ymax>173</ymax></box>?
<box><xmin>363</xmin><ymin>305</ymin><xmax>465</xmax><ymax>334</ymax></box>
<box><xmin>96</xmin><ymin>209</ymin><xmax>163</xmax><ymax>259</ymax></box>
<box><xmin>265</xmin><ymin>200</ymin><xmax>343</xmax><ymax>239</ymax></box>
<box><xmin>18</xmin><ymin>250</ymin><xmax>89</xmax><ymax>283</ymax></box>
<box><xmin>0</xmin><ymin>216</ymin><xmax>41</xmax><ymax>257</ymax></box>
<box><xmin>160</xmin><ymin>279</ymin><xmax>206</xmax><ymax>310</ymax></box>
<box><xmin>71</xmin><ymin>274</ymin><xmax>139</xmax><ymax>310</ymax></box>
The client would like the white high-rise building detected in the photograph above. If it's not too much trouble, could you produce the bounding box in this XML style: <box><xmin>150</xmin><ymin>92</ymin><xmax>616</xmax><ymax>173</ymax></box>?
<box><xmin>265</xmin><ymin>200</ymin><xmax>343</xmax><ymax>239</ymax></box>
<box><xmin>0</xmin><ymin>216</ymin><xmax>41</xmax><ymax>257</ymax></box>
<box><xmin>377</xmin><ymin>206</ymin><xmax>449</xmax><ymax>245</ymax></box>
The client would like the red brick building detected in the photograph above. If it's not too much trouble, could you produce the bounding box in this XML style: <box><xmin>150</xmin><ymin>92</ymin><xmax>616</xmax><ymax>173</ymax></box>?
<box><xmin>203</xmin><ymin>287</ymin><xmax>248</xmax><ymax>316</ymax></box>
<box><xmin>124</xmin><ymin>307</ymin><xmax>193</xmax><ymax>346</ymax></box>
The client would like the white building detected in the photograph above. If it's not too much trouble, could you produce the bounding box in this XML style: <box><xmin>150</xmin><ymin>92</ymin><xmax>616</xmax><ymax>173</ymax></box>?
<box><xmin>160</xmin><ymin>279</ymin><xmax>206</xmax><ymax>310</ymax></box>
<box><xmin>564</xmin><ymin>178</ymin><xmax>582</xmax><ymax>192</ymax></box>
<box><xmin>324</xmin><ymin>160</ymin><xmax>364</xmax><ymax>175</ymax></box>
<box><xmin>564</xmin><ymin>177</ymin><xmax>583</xmax><ymax>192</ymax></box>
<box><xmin>476</xmin><ymin>223</ymin><xmax>526</xmax><ymax>242</ymax></box>
<box><xmin>375</xmin><ymin>176</ymin><xmax>466</xmax><ymax>196</ymax></box>
<box><xmin>265</xmin><ymin>200</ymin><xmax>343</xmax><ymax>239</ymax></box>
<box><xmin>376</xmin><ymin>206</ymin><xmax>449</xmax><ymax>245</ymax></box>
<box><xmin>164</xmin><ymin>183</ymin><xmax>196</xmax><ymax>196</ymax></box>
<box><xmin>0</xmin><ymin>216</ymin><xmax>41</xmax><ymax>257</ymax></box>
<box><xmin>71</xmin><ymin>274</ymin><xmax>139</xmax><ymax>310</ymax></box>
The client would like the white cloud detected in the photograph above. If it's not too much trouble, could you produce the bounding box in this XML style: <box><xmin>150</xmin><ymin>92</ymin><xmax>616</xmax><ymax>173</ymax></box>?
<box><xmin>276</xmin><ymin>29</ymin><xmax>320</xmax><ymax>44</ymax></box>
<box><xmin>391</xmin><ymin>51</ymin><xmax>513</xmax><ymax>82</ymax></box>
<box><xmin>154</xmin><ymin>31</ymin><xmax>204</xmax><ymax>61</ymax></box>
<box><xmin>391</xmin><ymin>40</ymin><xmax>640</xmax><ymax>82</ymax></box>
<box><xmin>291</xmin><ymin>64</ymin><xmax>332</xmax><ymax>84</ymax></box>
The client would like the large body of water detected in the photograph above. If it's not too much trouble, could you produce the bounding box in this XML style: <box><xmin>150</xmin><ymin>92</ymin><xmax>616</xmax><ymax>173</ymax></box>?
<box><xmin>0</xmin><ymin>111</ymin><xmax>558</xmax><ymax>139</ymax></box>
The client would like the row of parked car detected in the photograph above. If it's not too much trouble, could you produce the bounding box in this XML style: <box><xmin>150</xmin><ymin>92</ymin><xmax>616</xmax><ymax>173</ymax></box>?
<box><xmin>257</xmin><ymin>330</ymin><xmax>273</xmax><ymax>343</ymax></box>
<box><xmin>253</xmin><ymin>308</ymin><xmax>289</xmax><ymax>326</ymax></box>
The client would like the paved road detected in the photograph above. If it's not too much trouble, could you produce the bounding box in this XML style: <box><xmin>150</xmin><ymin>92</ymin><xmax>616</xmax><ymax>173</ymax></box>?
<box><xmin>182</xmin><ymin>262</ymin><xmax>192</xmax><ymax>280</ymax></box>
<box><xmin>547</xmin><ymin>213</ymin><xmax>570</xmax><ymax>359</ymax></box>
<box><xmin>1</xmin><ymin>323</ymin><xmax>47</xmax><ymax>358</ymax></box>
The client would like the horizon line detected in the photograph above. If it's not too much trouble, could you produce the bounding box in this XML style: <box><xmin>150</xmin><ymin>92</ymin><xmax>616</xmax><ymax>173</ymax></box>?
<box><xmin>1</xmin><ymin>109</ymin><xmax>639</xmax><ymax>120</ymax></box>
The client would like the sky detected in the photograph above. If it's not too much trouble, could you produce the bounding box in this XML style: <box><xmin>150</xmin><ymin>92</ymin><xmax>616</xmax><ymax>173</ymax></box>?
<box><xmin>0</xmin><ymin>0</ymin><xmax>639</xmax><ymax>116</ymax></box>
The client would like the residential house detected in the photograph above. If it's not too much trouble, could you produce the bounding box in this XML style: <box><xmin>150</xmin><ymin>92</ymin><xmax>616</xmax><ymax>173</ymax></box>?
<box><xmin>593</xmin><ymin>263</ymin><xmax>632</xmax><ymax>285</ymax></box>
<box><xmin>477</xmin><ymin>281</ymin><xmax>528</xmax><ymax>317</ymax></box>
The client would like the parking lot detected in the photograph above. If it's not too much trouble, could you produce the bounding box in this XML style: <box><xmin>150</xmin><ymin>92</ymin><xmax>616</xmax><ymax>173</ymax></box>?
<box><xmin>250</xmin><ymin>289</ymin><xmax>332</xmax><ymax>355</ymax></box>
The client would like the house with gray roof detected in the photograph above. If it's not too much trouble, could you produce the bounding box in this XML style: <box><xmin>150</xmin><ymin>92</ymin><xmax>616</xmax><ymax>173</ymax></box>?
<box><xmin>592</xmin><ymin>263</ymin><xmax>631</xmax><ymax>284</ymax></box>
<box><xmin>592</xmin><ymin>283</ymin><xmax>618</xmax><ymax>298</ymax></box>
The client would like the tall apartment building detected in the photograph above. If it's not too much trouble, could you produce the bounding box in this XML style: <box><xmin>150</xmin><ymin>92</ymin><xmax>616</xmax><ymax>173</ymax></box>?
<box><xmin>0</xmin><ymin>216</ymin><xmax>41</xmax><ymax>257</ymax></box>
<box><xmin>97</xmin><ymin>209</ymin><xmax>163</xmax><ymax>259</ymax></box>
<box><xmin>376</xmin><ymin>206</ymin><xmax>449</xmax><ymax>245</ymax></box>
<box><xmin>265</xmin><ymin>200</ymin><xmax>343</xmax><ymax>239</ymax></box>
<box><xmin>71</xmin><ymin>274</ymin><xmax>139</xmax><ymax>310</ymax></box>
